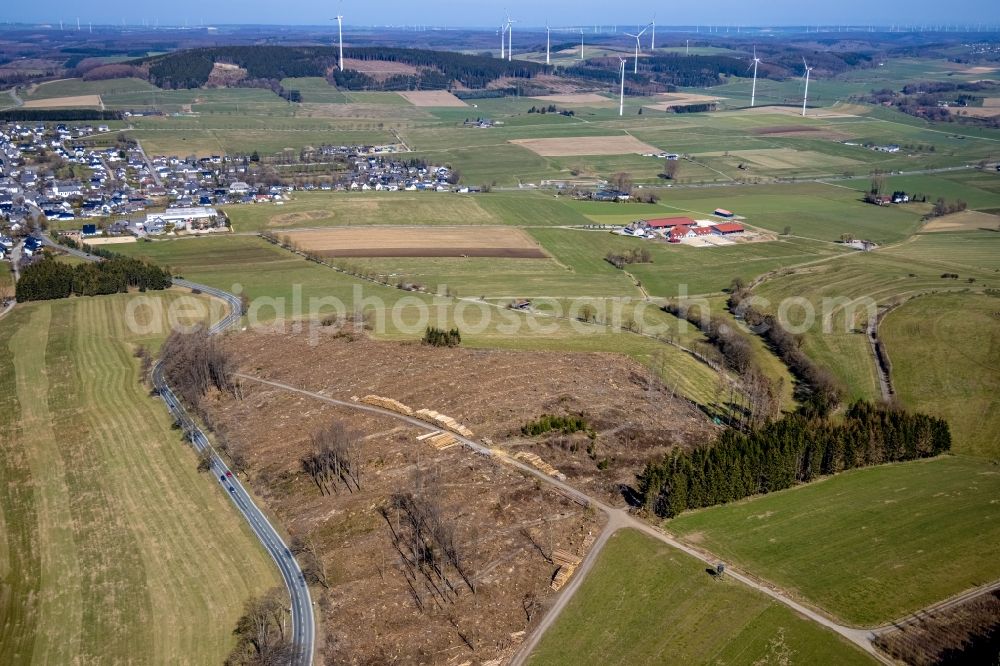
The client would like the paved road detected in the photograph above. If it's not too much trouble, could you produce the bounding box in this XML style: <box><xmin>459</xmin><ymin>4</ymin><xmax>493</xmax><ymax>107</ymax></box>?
<box><xmin>42</xmin><ymin>233</ymin><xmax>316</xmax><ymax>665</ymax></box>
<box><xmin>235</xmin><ymin>374</ymin><xmax>890</xmax><ymax>665</ymax></box>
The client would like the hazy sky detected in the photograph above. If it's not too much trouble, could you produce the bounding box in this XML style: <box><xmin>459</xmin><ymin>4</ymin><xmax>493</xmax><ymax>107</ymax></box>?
<box><xmin>6</xmin><ymin>0</ymin><xmax>998</xmax><ymax>28</ymax></box>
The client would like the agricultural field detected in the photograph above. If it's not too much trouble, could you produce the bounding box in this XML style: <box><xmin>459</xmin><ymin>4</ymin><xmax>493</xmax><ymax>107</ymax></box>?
<box><xmin>920</xmin><ymin>209</ymin><xmax>1000</xmax><ymax>232</ymax></box>
<box><xmin>881</xmin><ymin>293</ymin><xmax>1000</xmax><ymax>460</ymax></box>
<box><xmin>509</xmin><ymin>135</ymin><xmax>663</xmax><ymax>157</ymax></box>
<box><xmin>284</xmin><ymin>226</ymin><xmax>546</xmax><ymax>258</ymax></box>
<box><xmin>22</xmin><ymin>95</ymin><xmax>103</xmax><ymax>109</ymax></box>
<box><xmin>278</xmin><ymin>77</ymin><xmax>349</xmax><ymax>104</ymax></box>
<box><xmin>109</xmin><ymin>236</ymin><xmax>724</xmax><ymax>406</ymax></box>
<box><xmin>229</xmin><ymin>193</ymin><xmax>502</xmax><ymax>232</ymax></box>
<box><xmin>0</xmin><ymin>293</ymin><xmax>279</xmax><ymax>664</ymax></box>
<box><xmin>668</xmin><ymin>457</ymin><xmax>1000</xmax><ymax>626</ymax></box>
<box><xmin>529</xmin><ymin>529</ymin><xmax>874</xmax><ymax>665</ymax></box>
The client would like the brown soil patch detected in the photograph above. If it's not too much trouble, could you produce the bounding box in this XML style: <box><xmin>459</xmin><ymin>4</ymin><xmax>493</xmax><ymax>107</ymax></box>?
<box><xmin>957</xmin><ymin>107</ymin><xmax>1000</xmax><ymax>118</ymax></box>
<box><xmin>199</xmin><ymin>330</ymin><xmax>711</xmax><ymax>662</ymax></box>
<box><xmin>23</xmin><ymin>94</ymin><xmax>102</xmax><ymax>109</ymax></box>
<box><xmin>510</xmin><ymin>135</ymin><xmax>662</xmax><ymax>157</ymax></box>
<box><xmin>531</xmin><ymin>93</ymin><xmax>614</xmax><ymax>106</ymax></box>
<box><xmin>206</xmin><ymin>62</ymin><xmax>247</xmax><ymax>87</ymax></box>
<box><xmin>225</xmin><ymin>331</ymin><xmax>714</xmax><ymax>501</ymax></box>
<box><xmin>285</xmin><ymin>226</ymin><xmax>545</xmax><ymax>258</ymax></box>
<box><xmin>753</xmin><ymin>125</ymin><xmax>853</xmax><ymax>141</ymax></box>
<box><xmin>921</xmin><ymin>210</ymin><xmax>1000</xmax><ymax>233</ymax></box>
<box><xmin>983</xmin><ymin>98</ymin><xmax>1000</xmax><ymax>108</ymax></box>
<box><xmin>342</xmin><ymin>58</ymin><xmax>420</xmax><ymax>81</ymax></box>
<box><xmin>268</xmin><ymin>210</ymin><xmax>335</xmax><ymax>227</ymax></box>
<box><xmin>961</xmin><ymin>66</ymin><xmax>998</xmax><ymax>75</ymax></box>
<box><xmin>737</xmin><ymin>105</ymin><xmax>859</xmax><ymax>119</ymax></box>
<box><xmin>397</xmin><ymin>90</ymin><xmax>468</xmax><ymax>107</ymax></box>
<box><xmin>643</xmin><ymin>92</ymin><xmax>723</xmax><ymax>111</ymax></box>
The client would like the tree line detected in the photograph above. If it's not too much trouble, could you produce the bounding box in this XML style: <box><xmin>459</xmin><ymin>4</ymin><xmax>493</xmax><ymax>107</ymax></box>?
<box><xmin>225</xmin><ymin>587</ymin><xmax>293</xmax><ymax>665</ymax></box>
<box><xmin>728</xmin><ymin>284</ymin><xmax>844</xmax><ymax>418</ymax></box>
<box><xmin>637</xmin><ymin>400</ymin><xmax>951</xmax><ymax>518</ymax></box>
<box><xmin>159</xmin><ymin>327</ymin><xmax>237</xmax><ymax>412</ymax></box>
<box><xmin>139</xmin><ymin>45</ymin><xmax>547</xmax><ymax>90</ymax></box>
<box><xmin>605</xmin><ymin>247</ymin><xmax>651</xmax><ymax>269</ymax></box>
<box><xmin>15</xmin><ymin>255</ymin><xmax>172</xmax><ymax>302</ymax></box>
<box><xmin>663</xmin><ymin>300</ymin><xmax>781</xmax><ymax>430</ymax></box>
<box><xmin>0</xmin><ymin>109</ymin><xmax>124</xmax><ymax>122</ymax></box>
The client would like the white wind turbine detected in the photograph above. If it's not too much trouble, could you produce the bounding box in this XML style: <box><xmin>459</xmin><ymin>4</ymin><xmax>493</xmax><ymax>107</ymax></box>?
<box><xmin>580</xmin><ymin>28</ymin><xmax>585</xmax><ymax>60</ymax></box>
<box><xmin>499</xmin><ymin>24</ymin><xmax>506</xmax><ymax>59</ymax></box>
<box><xmin>618</xmin><ymin>57</ymin><xmax>627</xmax><ymax>116</ymax></box>
<box><xmin>748</xmin><ymin>46</ymin><xmax>762</xmax><ymax>107</ymax></box>
<box><xmin>650</xmin><ymin>14</ymin><xmax>656</xmax><ymax>49</ymax></box>
<box><xmin>624</xmin><ymin>24</ymin><xmax>651</xmax><ymax>74</ymax></box>
<box><xmin>334</xmin><ymin>13</ymin><xmax>345</xmax><ymax>71</ymax></box>
<box><xmin>801</xmin><ymin>57</ymin><xmax>814</xmax><ymax>116</ymax></box>
<box><xmin>504</xmin><ymin>14</ymin><xmax>516</xmax><ymax>62</ymax></box>
<box><xmin>545</xmin><ymin>22</ymin><xmax>551</xmax><ymax>65</ymax></box>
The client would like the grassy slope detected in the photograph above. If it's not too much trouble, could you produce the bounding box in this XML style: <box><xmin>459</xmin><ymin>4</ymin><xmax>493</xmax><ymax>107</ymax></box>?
<box><xmin>881</xmin><ymin>292</ymin><xmax>1000</xmax><ymax>460</ymax></box>
<box><xmin>668</xmin><ymin>457</ymin><xmax>1000</xmax><ymax>626</ymax></box>
<box><xmin>0</xmin><ymin>293</ymin><xmax>278</xmax><ymax>664</ymax></box>
<box><xmin>755</xmin><ymin>246</ymin><xmax>999</xmax><ymax>402</ymax></box>
<box><xmin>529</xmin><ymin>529</ymin><xmax>874</xmax><ymax>666</ymax></box>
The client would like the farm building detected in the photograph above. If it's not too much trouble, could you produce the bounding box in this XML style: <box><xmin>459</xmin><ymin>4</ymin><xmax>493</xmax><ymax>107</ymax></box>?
<box><xmin>712</xmin><ymin>223</ymin><xmax>744</xmax><ymax>235</ymax></box>
<box><xmin>642</xmin><ymin>216</ymin><xmax>696</xmax><ymax>230</ymax></box>
<box><xmin>714</xmin><ymin>208</ymin><xmax>735</xmax><ymax>218</ymax></box>
<box><xmin>144</xmin><ymin>206</ymin><xmax>220</xmax><ymax>233</ymax></box>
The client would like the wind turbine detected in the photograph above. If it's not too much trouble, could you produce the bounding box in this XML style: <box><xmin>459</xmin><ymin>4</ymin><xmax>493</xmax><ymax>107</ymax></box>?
<box><xmin>580</xmin><ymin>28</ymin><xmax>585</xmax><ymax>60</ymax></box>
<box><xmin>801</xmin><ymin>57</ymin><xmax>814</xmax><ymax>116</ymax></box>
<box><xmin>748</xmin><ymin>46</ymin><xmax>761</xmax><ymax>107</ymax></box>
<box><xmin>499</xmin><ymin>24</ymin><xmax>506</xmax><ymax>59</ymax></box>
<box><xmin>618</xmin><ymin>57</ymin><xmax>627</xmax><ymax>116</ymax></box>
<box><xmin>505</xmin><ymin>15</ymin><xmax>516</xmax><ymax>61</ymax></box>
<box><xmin>650</xmin><ymin>14</ymin><xmax>656</xmax><ymax>50</ymax></box>
<box><xmin>545</xmin><ymin>22</ymin><xmax>550</xmax><ymax>65</ymax></box>
<box><xmin>624</xmin><ymin>25</ymin><xmax>650</xmax><ymax>74</ymax></box>
<box><xmin>334</xmin><ymin>13</ymin><xmax>345</xmax><ymax>71</ymax></box>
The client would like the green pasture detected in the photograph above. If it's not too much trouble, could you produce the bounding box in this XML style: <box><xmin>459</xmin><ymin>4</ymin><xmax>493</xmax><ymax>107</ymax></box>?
<box><xmin>668</xmin><ymin>456</ymin><xmax>1000</xmax><ymax>626</ymax></box>
<box><xmin>881</xmin><ymin>292</ymin><xmax>1000</xmax><ymax>460</ymax></box>
<box><xmin>529</xmin><ymin>529</ymin><xmax>874</xmax><ymax>665</ymax></box>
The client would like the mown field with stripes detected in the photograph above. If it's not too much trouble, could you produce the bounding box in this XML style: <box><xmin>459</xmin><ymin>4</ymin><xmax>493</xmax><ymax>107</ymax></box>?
<box><xmin>0</xmin><ymin>292</ymin><xmax>278</xmax><ymax>664</ymax></box>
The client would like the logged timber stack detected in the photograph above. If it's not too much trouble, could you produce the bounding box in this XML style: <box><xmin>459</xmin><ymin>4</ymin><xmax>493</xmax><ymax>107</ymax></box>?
<box><xmin>414</xmin><ymin>408</ymin><xmax>475</xmax><ymax>438</ymax></box>
<box><xmin>514</xmin><ymin>451</ymin><xmax>566</xmax><ymax>481</ymax></box>
<box><xmin>416</xmin><ymin>430</ymin><xmax>459</xmax><ymax>450</ymax></box>
<box><xmin>550</xmin><ymin>549</ymin><xmax>583</xmax><ymax>591</ymax></box>
<box><xmin>362</xmin><ymin>395</ymin><xmax>414</xmax><ymax>416</ymax></box>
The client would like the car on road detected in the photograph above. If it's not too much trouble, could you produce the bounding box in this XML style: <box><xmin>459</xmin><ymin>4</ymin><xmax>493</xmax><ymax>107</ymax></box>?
<box><xmin>228</xmin><ymin>486</ymin><xmax>236</xmax><ymax>493</ymax></box>
<box><xmin>226</xmin><ymin>470</ymin><xmax>233</xmax><ymax>478</ymax></box>
<box><xmin>220</xmin><ymin>474</ymin><xmax>226</xmax><ymax>482</ymax></box>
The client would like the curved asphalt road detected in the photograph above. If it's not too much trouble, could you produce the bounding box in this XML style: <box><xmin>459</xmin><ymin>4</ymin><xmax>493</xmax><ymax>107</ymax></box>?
<box><xmin>41</xmin><ymin>234</ymin><xmax>315</xmax><ymax>665</ymax></box>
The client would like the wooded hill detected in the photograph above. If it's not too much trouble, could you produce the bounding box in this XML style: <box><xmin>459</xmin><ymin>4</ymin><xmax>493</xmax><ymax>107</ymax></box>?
<box><xmin>137</xmin><ymin>46</ymin><xmax>549</xmax><ymax>90</ymax></box>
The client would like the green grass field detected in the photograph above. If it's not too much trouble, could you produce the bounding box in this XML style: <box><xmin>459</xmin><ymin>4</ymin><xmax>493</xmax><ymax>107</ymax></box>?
<box><xmin>529</xmin><ymin>529</ymin><xmax>874</xmax><ymax>665</ymax></box>
<box><xmin>0</xmin><ymin>293</ymin><xmax>279</xmax><ymax>664</ymax></box>
<box><xmin>754</xmin><ymin>247</ymin><xmax>999</xmax><ymax>402</ymax></box>
<box><xmin>881</xmin><ymin>292</ymin><xmax>1000</xmax><ymax>460</ymax></box>
<box><xmin>668</xmin><ymin>457</ymin><xmax>1000</xmax><ymax>626</ymax></box>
